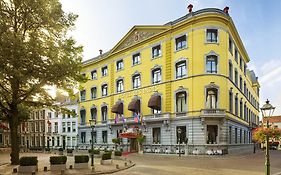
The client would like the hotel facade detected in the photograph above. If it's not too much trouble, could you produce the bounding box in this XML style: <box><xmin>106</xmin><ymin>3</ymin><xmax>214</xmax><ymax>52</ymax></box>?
<box><xmin>78</xmin><ymin>7</ymin><xmax>260</xmax><ymax>154</ymax></box>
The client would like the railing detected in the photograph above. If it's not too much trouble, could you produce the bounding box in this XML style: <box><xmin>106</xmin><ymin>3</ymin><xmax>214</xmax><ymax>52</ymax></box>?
<box><xmin>201</xmin><ymin>109</ymin><xmax>226</xmax><ymax>117</ymax></box>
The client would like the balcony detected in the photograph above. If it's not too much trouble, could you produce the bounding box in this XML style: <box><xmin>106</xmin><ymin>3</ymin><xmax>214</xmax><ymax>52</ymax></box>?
<box><xmin>201</xmin><ymin>109</ymin><xmax>226</xmax><ymax>118</ymax></box>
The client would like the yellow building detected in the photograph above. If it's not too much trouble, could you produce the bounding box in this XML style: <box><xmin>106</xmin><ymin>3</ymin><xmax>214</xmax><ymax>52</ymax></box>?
<box><xmin>78</xmin><ymin>7</ymin><xmax>260</xmax><ymax>154</ymax></box>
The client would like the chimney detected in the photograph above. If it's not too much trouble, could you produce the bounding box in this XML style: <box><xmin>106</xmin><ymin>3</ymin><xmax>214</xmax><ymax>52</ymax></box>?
<box><xmin>187</xmin><ymin>4</ymin><xmax>193</xmax><ymax>13</ymax></box>
<box><xmin>223</xmin><ymin>6</ymin><xmax>229</xmax><ymax>14</ymax></box>
<box><xmin>99</xmin><ymin>49</ymin><xmax>103</xmax><ymax>55</ymax></box>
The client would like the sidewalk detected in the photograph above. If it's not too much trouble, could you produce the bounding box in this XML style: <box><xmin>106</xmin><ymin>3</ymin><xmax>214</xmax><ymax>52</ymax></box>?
<box><xmin>0</xmin><ymin>152</ymin><xmax>134</xmax><ymax>175</ymax></box>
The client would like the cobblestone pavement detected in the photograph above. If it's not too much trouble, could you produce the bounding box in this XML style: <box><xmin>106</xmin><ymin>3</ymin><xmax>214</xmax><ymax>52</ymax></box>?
<box><xmin>112</xmin><ymin>150</ymin><xmax>281</xmax><ymax>175</ymax></box>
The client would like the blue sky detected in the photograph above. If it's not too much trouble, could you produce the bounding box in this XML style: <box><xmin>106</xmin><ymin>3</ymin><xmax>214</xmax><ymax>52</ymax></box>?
<box><xmin>60</xmin><ymin>0</ymin><xmax>281</xmax><ymax>116</ymax></box>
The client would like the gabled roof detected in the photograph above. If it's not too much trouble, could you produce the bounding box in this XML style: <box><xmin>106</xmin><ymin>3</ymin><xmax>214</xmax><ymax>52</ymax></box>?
<box><xmin>109</xmin><ymin>25</ymin><xmax>169</xmax><ymax>55</ymax></box>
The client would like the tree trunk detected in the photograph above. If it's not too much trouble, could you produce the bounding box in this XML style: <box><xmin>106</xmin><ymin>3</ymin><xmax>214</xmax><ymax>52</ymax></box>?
<box><xmin>9</xmin><ymin>110</ymin><xmax>20</xmax><ymax>165</ymax></box>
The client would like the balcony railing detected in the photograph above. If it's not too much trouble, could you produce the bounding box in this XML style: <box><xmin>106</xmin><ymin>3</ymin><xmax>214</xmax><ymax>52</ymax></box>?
<box><xmin>201</xmin><ymin>109</ymin><xmax>226</xmax><ymax>117</ymax></box>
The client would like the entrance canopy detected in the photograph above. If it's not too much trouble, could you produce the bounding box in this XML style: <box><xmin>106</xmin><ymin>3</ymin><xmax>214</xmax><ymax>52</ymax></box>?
<box><xmin>111</xmin><ymin>102</ymin><xmax>123</xmax><ymax>114</ymax></box>
<box><xmin>128</xmin><ymin>99</ymin><xmax>140</xmax><ymax>112</ymax></box>
<box><xmin>119</xmin><ymin>132</ymin><xmax>140</xmax><ymax>138</ymax></box>
<box><xmin>148</xmin><ymin>95</ymin><xmax>161</xmax><ymax>110</ymax></box>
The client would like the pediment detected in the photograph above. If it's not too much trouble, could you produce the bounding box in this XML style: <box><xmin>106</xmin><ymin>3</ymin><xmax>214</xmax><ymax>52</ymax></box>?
<box><xmin>110</xmin><ymin>26</ymin><xmax>169</xmax><ymax>54</ymax></box>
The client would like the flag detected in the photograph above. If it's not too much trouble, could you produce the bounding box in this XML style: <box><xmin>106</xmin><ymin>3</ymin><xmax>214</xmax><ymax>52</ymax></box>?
<box><xmin>134</xmin><ymin>112</ymin><xmax>140</xmax><ymax>123</ymax></box>
<box><xmin>121</xmin><ymin>115</ymin><xmax>126</xmax><ymax>123</ymax></box>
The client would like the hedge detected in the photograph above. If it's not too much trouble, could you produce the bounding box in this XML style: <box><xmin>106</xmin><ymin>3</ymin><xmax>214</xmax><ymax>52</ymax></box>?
<box><xmin>67</xmin><ymin>149</ymin><xmax>73</xmax><ymax>153</ymax></box>
<box><xmin>50</xmin><ymin>156</ymin><xmax>67</xmax><ymax>165</ymax></box>
<box><xmin>102</xmin><ymin>152</ymin><xmax>112</xmax><ymax>160</ymax></box>
<box><xmin>74</xmin><ymin>155</ymin><xmax>89</xmax><ymax>163</ymax></box>
<box><xmin>19</xmin><ymin>157</ymin><xmax>38</xmax><ymax>166</ymax></box>
<box><xmin>114</xmin><ymin>151</ymin><xmax>122</xmax><ymax>156</ymax></box>
<box><xmin>45</xmin><ymin>148</ymin><xmax>51</xmax><ymax>151</ymax></box>
<box><xmin>58</xmin><ymin>148</ymin><xmax>64</xmax><ymax>152</ymax></box>
<box><xmin>88</xmin><ymin>149</ymin><xmax>100</xmax><ymax>155</ymax></box>
<box><xmin>29</xmin><ymin>147</ymin><xmax>43</xmax><ymax>151</ymax></box>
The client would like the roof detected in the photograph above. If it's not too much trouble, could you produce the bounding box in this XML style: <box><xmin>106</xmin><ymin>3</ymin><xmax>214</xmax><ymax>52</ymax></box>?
<box><xmin>262</xmin><ymin>116</ymin><xmax>281</xmax><ymax>123</ymax></box>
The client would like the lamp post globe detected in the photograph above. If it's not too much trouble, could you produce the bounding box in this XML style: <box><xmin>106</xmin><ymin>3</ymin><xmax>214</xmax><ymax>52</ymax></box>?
<box><xmin>260</xmin><ymin>99</ymin><xmax>275</xmax><ymax>175</ymax></box>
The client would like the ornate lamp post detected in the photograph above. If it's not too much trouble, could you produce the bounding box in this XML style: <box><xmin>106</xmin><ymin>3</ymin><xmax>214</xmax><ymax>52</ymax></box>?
<box><xmin>177</xmin><ymin>128</ymin><xmax>182</xmax><ymax>157</ymax></box>
<box><xmin>89</xmin><ymin>119</ymin><xmax>96</xmax><ymax>167</ymax></box>
<box><xmin>260</xmin><ymin>99</ymin><xmax>275</xmax><ymax>175</ymax></box>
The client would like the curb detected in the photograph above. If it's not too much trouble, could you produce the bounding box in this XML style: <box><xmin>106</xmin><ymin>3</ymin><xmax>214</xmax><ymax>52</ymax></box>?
<box><xmin>87</xmin><ymin>163</ymin><xmax>135</xmax><ymax>175</ymax></box>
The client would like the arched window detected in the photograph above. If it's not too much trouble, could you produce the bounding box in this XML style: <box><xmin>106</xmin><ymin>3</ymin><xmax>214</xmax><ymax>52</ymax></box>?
<box><xmin>206</xmin><ymin>88</ymin><xmax>218</xmax><ymax>109</ymax></box>
<box><xmin>101</xmin><ymin>106</ymin><xmax>108</xmax><ymax>123</ymax></box>
<box><xmin>90</xmin><ymin>107</ymin><xmax>97</xmax><ymax>120</ymax></box>
<box><xmin>206</xmin><ymin>55</ymin><xmax>218</xmax><ymax>73</ymax></box>
<box><xmin>175</xmin><ymin>60</ymin><xmax>187</xmax><ymax>79</ymax></box>
<box><xmin>229</xmin><ymin>60</ymin><xmax>233</xmax><ymax>80</ymax></box>
<box><xmin>152</xmin><ymin>68</ymin><xmax>161</xmax><ymax>84</ymax></box>
<box><xmin>229</xmin><ymin>90</ymin><xmax>233</xmax><ymax>113</ymax></box>
<box><xmin>101</xmin><ymin>84</ymin><xmax>108</xmax><ymax>96</ymax></box>
<box><xmin>176</xmin><ymin>91</ymin><xmax>187</xmax><ymax>112</ymax></box>
<box><xmin>132</xmin><ymin>73</ymin><xmax>141</xmax><ymax>89</ymax></box>
<box><xmin>80</xmin><ymin>109</ymin><xmax>86</xmax><ymax>125</ymax></box>
<box><xmin>116</xmin><ymin>79</ymin><xmax>124</xmax><ymax>93</ymax></box>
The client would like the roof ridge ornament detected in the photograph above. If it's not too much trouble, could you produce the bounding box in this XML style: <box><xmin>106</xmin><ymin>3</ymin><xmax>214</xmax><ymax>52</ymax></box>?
<box><xmin>187</xmin><ymin>4</ymin><xmax>193</xmax><ymax>13</ymax></box>
<box><xmin>223</xmin><ymin>6</ymin><xmax>229</xmax><ymax>14</ymax></box>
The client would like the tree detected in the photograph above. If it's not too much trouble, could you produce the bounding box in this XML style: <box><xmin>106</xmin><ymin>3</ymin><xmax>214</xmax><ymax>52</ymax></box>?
<box><xmin>0</xmin><ymin>0</ymin><xmax>84</xmax><ymax>164</ymax></box>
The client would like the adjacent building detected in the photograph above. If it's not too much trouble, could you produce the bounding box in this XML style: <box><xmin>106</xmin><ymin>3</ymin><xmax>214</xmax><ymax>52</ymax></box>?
<box><xmin>262</xmin><ymin>116</ymin><xmax>281</xmax><ymax>150</ymax></box>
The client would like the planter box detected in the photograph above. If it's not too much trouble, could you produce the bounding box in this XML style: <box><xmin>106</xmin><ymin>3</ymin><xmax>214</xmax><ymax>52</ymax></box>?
<box><xmin>67</xmin><ymin>153</ymin><xmax>73</xmax><ymax>156</ymax></box>
<box><xmin>100</xmin><ymin>159</ymin><xmax>112</xmax><ymax>165</ymax></box>
<box><xmin>18</xmin><ymin>165</ymin><xmax>37</xmax><ymax>173</ymax></box>
<box><xmin>74</xmin><ymin>162</ymin><xmax>89</xmax><ymax>169</ymax></box>
<box><xmin>50</xmin><ymin>164</ymin><xmax>66</xmax><ymax>171</ymax></box>
<box><xmin>59</xmin><ymin>151</ymin><xmax>64</xmax><ymax>155</ymax></box>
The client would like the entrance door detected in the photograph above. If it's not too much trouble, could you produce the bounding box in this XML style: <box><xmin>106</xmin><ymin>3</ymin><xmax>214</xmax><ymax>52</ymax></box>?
<box><xmin>130</xmin><ymin>138</ymin><xmax>137</xmax><ymax>152</ymax></box>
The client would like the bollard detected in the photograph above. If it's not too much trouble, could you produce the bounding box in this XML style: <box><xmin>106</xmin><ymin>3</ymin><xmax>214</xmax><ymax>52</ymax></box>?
<box><xmin>13</xmin><ymin>168</ymin><xmax>17</xmax><ymax>173</ymax></box>
<box><xmin>124</xmin><ymin>162</ymin><xmax>127</xmax><ymax>167</ymax></box>
<box><xmin>129</xmin><ymin>160</ymin><xmax>132</xmax><ymax>164</ymax></box>
<box><xmin>91</xmin><ymin>166</ymin><xmax>95</xmax><ymax>172</ymax></box>
<box><xmin>116</xmin><ymin>164</ymin><xmax>119</xmax><ymax>169</ymax></box>
<box><xmin>44</xmin><ymin>167</ymin><xmax>47</xmax><ymax>171</ymax></box>
<box><xmin>69</xmin><ymin>165</ymin><xmax>73</xmax><ymax>169</ymax></box>
<box><xmin>61</xmin><ymin>169</ymin><xmax>65</xmax><ymax>175</ymax></box>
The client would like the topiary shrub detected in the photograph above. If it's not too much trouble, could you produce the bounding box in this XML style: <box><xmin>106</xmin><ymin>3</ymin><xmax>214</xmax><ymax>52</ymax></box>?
<box><xmin>19</xmin><ymin>157</ymin><xmax>38</xmax><ymax>166</ymax></box>
<box><xmin>45</xmin><ymin>147</ymin><xmax>51</xmax><ymax>152</ymax></box>
<box><xmin>114</xmin><ymin>151</ymin><xmax>122</xmax><ymax>156</ymax></box>
<box><xmin>67</xmin><ymin>149</ymin><xmax>73</xmax><ymax>153</ymax></box>
<box><xmin>58</xmin><ymin>148</ymin><xmax>64</xmax><ymax>152</ymax></box>
<box><xmin>102</xmin><ymin>152</ymin><xmax>112</xmax><ymax>160</ymax></box>
<box><xmin>50</xmin><ymin>156</ymin><xmax>67</xmax><ymax>165</ymax></box>
<box><xmin>74</xmin><ymin>155</ymin><xmax>89</xmax><ymax>163</ymax></box>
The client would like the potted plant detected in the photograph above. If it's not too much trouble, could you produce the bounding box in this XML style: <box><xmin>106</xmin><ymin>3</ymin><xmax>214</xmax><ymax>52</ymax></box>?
<box><xmin>58</xmin><ymin>148</ymin><xmax>64</xmax><ymax>155</ymax></box>
<box><xmin>114</xmin><ymin>150</ymin><xmax>122</xmax><ymax>157</ymax></box>
<box><xmin>45</xmin><ymin>147</ymin><xmax>51</xmax><ymax>153</ymax></box>
<box><xmin>112</xmin><ymin>138</ymin><xmax>121</xmax><ymax>150</ymax></box>
<box><xmin>50</xmin><ymin>156</ymin><xmax>67</xmax><ymax>171</ymax></box>
<box><xmin>67</xmin><ymin>149</ymin><xmax>73</xmax><ymax>156</ymax></box>
<box><xmin>136</xmin><ymin>135</ymin><xmax>145</xmax><ymax>154</ymax></box>
<box><xmin>18</xmin><ymin>157</ymin><xmax>38</xmax><ymax>173</ymax></box>
<box><xmin>100</xmin><ymin>152</ymin><xmax>112</xmax><ymax>165</ymax></box>
<box><xmin>74</xmin><ymin>155</ymin><xmax>89</xmax><ymax>169</ymax></box>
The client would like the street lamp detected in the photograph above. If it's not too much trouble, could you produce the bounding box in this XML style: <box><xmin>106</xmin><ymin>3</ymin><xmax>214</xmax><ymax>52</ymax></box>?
<box><xmin>89</xmin><ymin>119</ymin><xmax>96</xmax><ymax>167</ymax></box>
<box><xmin>177</xmin><ymin>128</ymin><xmax>182</xmax><ymax>157</ymax></box>
<box><xmin>260</xmin><ymin>99</ymin><xmax>275</xmax><ymax>175</ymax></box>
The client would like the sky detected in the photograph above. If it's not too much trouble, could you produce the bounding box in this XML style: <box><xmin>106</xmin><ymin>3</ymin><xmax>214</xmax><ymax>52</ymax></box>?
<box><xmin>60</xmin><ymin>0</ymin><xmax>281</xmax><ymax>116</ymax></box>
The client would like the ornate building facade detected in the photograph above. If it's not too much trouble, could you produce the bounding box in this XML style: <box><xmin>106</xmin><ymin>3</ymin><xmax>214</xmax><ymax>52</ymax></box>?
<box><xmin>78</xmin><ymin>7</ymin><xmax>260</xmax><ymax>154</ymax></box>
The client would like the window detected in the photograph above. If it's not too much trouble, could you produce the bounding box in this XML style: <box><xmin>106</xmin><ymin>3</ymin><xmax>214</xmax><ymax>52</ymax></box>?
<box><xmin>89</xmin><ymin>87</ymin><xmax>97</xmax><ymax>99</ymax></box>
<box><xmin>72</xmin><ymin>122</ymin><xmax>76</xmax><ymax>132</ymax></box>
<box><xmin>175</xmin><ymin>61</ymin><xmax>187</xmax><ymax>78</ymax></box>
<box><xmin>235</xmin><ymin>96</ymin><xmax>238</xmax><ymax>116</ymax></box>
<box><xmin>229</xmin><ymin>91</ymin><xmax>233</xmax><ymax>113</ymax></box>
<box><xmin>206</xmin><ymin>55</ymin><xmax>218</xmax><ymax>73</ymax></box>
<box><xmin>116</xmin><ymin>60</ymin><xmax>124</xmax><ymax>71</ymax></box>
<box><xmin>93</xmin><ymin>131</ymin><xmax>97</xmax><ymax>143</ymax></box>
<box><xmin>80</xmin><ymin>109</ymin><xmax>86</xmax><ymax>125</ymax></box>
<box><xmin>244</xmin><ymin>130</ymin><xmax>246</xmax><ymax>143</ymax></box>
<box><xmin>153</xmin><ymin>109</ymin><xmax>161</xmax><ymax>114</ymax></box>
<box><xmin>244</xmin><ymin>82</ymin><xmax>246</xmax><ymax>95</ymax></box>
<box><xmin>152</xmin><ymin>127</ymin><xmax>161</xmax><ymax>144</ymax></box>
<box><xmin>235</xmin><ymin>69</ymin><xmax>238</xmax><ymax>86</ymax></box>
<box><xmin>175</xmin><ymin>35</ymin><xmax>187</xmax><ymax>50</ymax></box>
<box><xmin>176</xmin><ymin>91</ymin><xmax>187</xmax><ymax>112</ymax></box>
<box><xmin>132</xmin><ymin>53</ymin><xmax>140</xmax><ymax>65</ymax></box>
<box><xmin>235</xmin><ymin>128</ymin><xmax>238</xmax><ymax>144</ymax></box>
<box><xmin>132</xmin><ymin>74</ymin><xmax>141</xmax><ymax>89</ymax></box>
<box><xmin>240</xmin><ymin>57</ymin><xmax>243</xmax><ymax>70</ymax></box>
<box><xmin>152</xmin><ymin>45</ymin><xmax>161</xmax><ymax>58</ymax></box>
<box><xmin>244</xmin><ymin>64</ymin><xmax>247</xmax><ymax>75</ymax></box>
<box><xmin>102</xmin><ymin>131</ymin><xmax>107</xmax><ymax>143</ymax></box>
<box><xmin>90</xmin><ymin>107</ymin><xmax>97</xmax><ymax>120</ymax></box>
<box><xmin>176</xmin><ymin>126</ymin><xmax>186</xmax><ymax>144</ymax></box>
<box><xmin>116</xmin><ymin>79</ymin><xmax>124</xmax><ymax>93</ymax></box>
<box><xmin>234</xmin><ymin>48</ymin><xmax>238</xmax><ymax>63</ymax></box>
<box><xmin>54</xmin><ymin>122</ymin><xmax>58</xmax><ymax>133</ymax></box>
<box><xmin>65</xmin><ymin>122</ymin><xmax>70</xmax><ymax>133</ymax></box>
<box><xmin>244</xmin><ymin>103</ymin><xmax>247</xmax><ymax>121</ymax></box>
<box><xmin>239</xmin><ymin>77</ymin><xmax>243</xmax><ymax>90</ymax></box>
<box><xmin>91</xmin><ymin>70</ymin><xmax>97</xmax><ymax>80</ymax></box>
<box><xmin>152</xmin><ymin>68</ymin><xmax>161</xmax><ymax>84</ymax></box>
<box><xmin>62</xmin><ymin>122</ymin><xmax>66</xmax><ymax>132</ymax></box>
<box><xmin>207</xmin><ymin>125</ymin><xmax>218</xmax><ymax>144</ymax></box>
<box><xmin>206</xmin><ymin>29</ymin><xmax>218</xmax><ymax>43</ymax></box>
<box><xmin>0</xmin><ymin>134</ymin><xmax>3</xmax><ymax>144</ymax></box>
<box><xmin>101</xmin><ymin>66</ymin><xmax>108</xmax><ymax>76</ymax></box>
<box><xmin>80</xmin><ymin>90</ymin><xmax>86</xmax><ymax>101</ymax></box>
<box><xmin>206</xmin><ymin>88</ymin><xmax>218</xmax><ymax>109</ymax></box>
<box><xmin>229</xmin><ymin>61</ymin><xmax>233</xmax><ymax>80</ymax></box>
<box><xmin>229</xmin><ymin>38</ymin><xmax>233</xmax><ymax>54</ymax></box>
<box><xmin>240</xmin><ymin>129</ymin><xmax>242</xmax><ymax>143</ymax></box>
<box><xmin>240</xmin><ymin>99</ymin><xmax>243</xmax><ymax>119</ymax></box>
<box><xmin>72</xmin><ymin>109</ymin><xmax>76</xmax><ymax>117</ymax></box>
<box><xmin>101</xmin><ymin>106</ymin><xmax>107</xmax><ymax>123</ymax></box>
<box><xmin>81</xmin><ymin>132</ymin><xmax>86</xmax><ymax>143</ymax></box>
<box><xmin>101</xmin><ymin>84</ymin><xmax>108</xmax><ymax>96</ymax></box>
<box><xmin>229</xmin><ymin>126</ymin><xmax>232</xmax><ymax>144</ymax></box>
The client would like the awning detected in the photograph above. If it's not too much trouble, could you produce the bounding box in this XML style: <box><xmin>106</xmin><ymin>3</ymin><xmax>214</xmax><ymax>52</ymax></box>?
<box><xmin>148</xmin><ymin>95</ymin><xmax>161</xmax><ymax>110</ymax></box>
<box><xmin>111</xmin><ymin>102</ymin><xmax>123</xmax><ymax>114</ymax></box>
<box><xmin>128</xmin><ymin>99</ymin><xmax>140</xmax><ymax>112</ymax></box>
<box><xmin>119</xmin><ymin>132</ymin><xmax>140</xmax><ymax>138</ymax></box>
